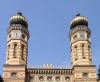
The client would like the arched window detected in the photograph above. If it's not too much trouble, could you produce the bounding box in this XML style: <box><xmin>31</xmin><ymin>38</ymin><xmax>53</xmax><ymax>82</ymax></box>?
<box><xmin>75</xmin><ymin>46</ymin><xmax>78</xmax><ymax>60</ymax></box>
<box><xmin>13</xmin><ymin>44</ymin><xmax>17</xmax><ymax>58</ymax></box>
<box><xmin>83</xmin><ymin>73</ymin><xmax>88</xmax><ymax>78</ymax></box>
<box><xmin>88</xmin><ymin>45</ymin><xmax>91</xmax><ymax>58</ymax></box>
<box><xmin>8</xmin><ymin>44</ymin><xmax>10</xmax><ymax>48</ymax></box>
<box><xmin>7</xmin><ymin>44</ymin><xmax>10</xmax><ymax>60</ymax></box>
<box><xmin>30</xmin><ymin>76</ymin><xmax>34</xmax><ymax>81</ymax></box>
<box><xmin>82</xmin><ymin>44</ymin><xmax>86</xmax><ymax>59</ymax></box>
<box><xmin>82</xmin><ymin>45</ymin><xmax>84</xmax><ymax>55</ymax></box>
<box><xmin>7</xmin><ymin>51</ymin><xmax>9</xmax><ymax>60</ymax></box>
<box><xmin>9</xmin><ymin>34</ymin><xmax>11</xmax><ymax>38</ymax></box>
<box><xmin>73</xmin><ymin>35</ymin><xmax>77</xmax><ymax>40</ymax></box>
<box><xmin>21</xmin><ymin>45</ymin><xmax>24</xmax><ymax>60</ymax></box>
<box><xmin>88</xmin><ymin>45</ymin><xmax>92</xmax><ymax>61</ymax></box>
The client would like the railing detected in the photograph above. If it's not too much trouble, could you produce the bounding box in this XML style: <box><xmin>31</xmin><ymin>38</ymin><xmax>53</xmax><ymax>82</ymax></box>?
<box><xmin>27</xmin><ymin>64</ymin><xmax>72</xmax><ymax>69</ymax></box>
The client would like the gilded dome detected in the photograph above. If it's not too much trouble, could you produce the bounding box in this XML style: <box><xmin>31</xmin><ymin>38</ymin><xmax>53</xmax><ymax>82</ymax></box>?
<box><xmin>70</xmin><ymin>13</ymin><xmax>88</xmax><ymax>29</ymax></box>
<box><xmin>10</xmin><ymin>12</ymin><xmax>28</xmax><ymax>28</ymax></box>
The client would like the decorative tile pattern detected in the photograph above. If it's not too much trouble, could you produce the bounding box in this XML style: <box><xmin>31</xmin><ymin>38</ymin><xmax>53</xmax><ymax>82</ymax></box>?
<box><xmin>3</xmin><ymin>72</ymin><xmax>9</xmax><ymax>78</ymax></box>
<box><xmin>18</xmin><ymin>72</ymin><xmax>25</xmax><ymax>78</ymax></box>
<box><xmin>4</xmin><ymin>67</ymin><xmax>24</xmax><ymax>71</ymax></box>
<box><xmin>75</xmin><ymin>73</ymin><xmax>80</xmax><ymax>78</ymax></box>
<box><xmin>90</xmin><ymin>73</ymin><xmax>96</xmax><ymax>78</ymax></box>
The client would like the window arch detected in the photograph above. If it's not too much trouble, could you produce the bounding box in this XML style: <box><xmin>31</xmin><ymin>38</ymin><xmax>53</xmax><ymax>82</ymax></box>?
<box><xmin>7</xmin><ymin>51</ymin><xmax>9</xmax><ymax>60</ymax></box>
<box><xmin>82</xmin><ymin>45</ymin><xmax>84</xmax><ymax>55</ymax></box>
<box><xmin>30</xmin><ymin>76</ymin><xmax>34</xmax><ymax>81</ymax></box>
<box><xmin>21</xmin><ymin>44</ymin><xmax>24</xmax><ymax>60</ymax></box>
<box><xmin>88</xmin><ymin>45</ymin><xmax>91</xmax><ymax>58</ymax></box>
<box><xmin>75</xmin><ymin>46</ymin><xmax>78</xmax><ymax>60</ymax></box>
<box><xmin>8</xmin><ymin>44</ymin><xmax>10</xmax><ymax>49</ymax></box>
<box><xmin>73</xmin><ymin>35</ymin><xmax>77</xmax><ymax>40</ymax></box>
<box><xmin>13</xmin><ymin>44</ymin><xmax>17</xmax><ymax>58</ymax></box>
<box><xmin>7</xmin><ymin>44</ymin><xmax>10</xmax><ymax>60</ymax></box>
<box><xmin>9</xmin><ymin>34</ymin><xmax>11</xmax><ymax>38</ymax></box>
<box><xmin>82</xmin><ymin>44</ymin><xmax>86</xmax><ymax>59</ymax></box>
<box><xmin>83</xmin><ymin>73</ymin><xmax>88</xmax><ymax>78</ymax></box>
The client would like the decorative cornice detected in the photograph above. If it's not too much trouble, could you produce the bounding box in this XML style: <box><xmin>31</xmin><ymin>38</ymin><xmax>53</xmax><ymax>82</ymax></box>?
<box><xmin>27</xmin><ymin>69</ymin><xmax>73</xmax><ymax>74</ymax></box>
<box><xmin>69</xmin><ymin>26</ymin><xmax>91</xmax><ymax>39</ymax></box>
<box><xmin>27</xmin><ymin>65</ymin><xmax>72</xmax><ymax>69</ymax></box>
<box><xmin>7</xmin><ymin>39</ymin><xmax>28</xmax><ymax>44</ymax></box>
<box><xmin>3</xmin><ymin>64</ymin><xmax>26</xmax><ymax>67</ymax></box>
<box><xmin>7</xmin><ymin>25</ymin><xmax>30</xmax><ymax>39</ymax></box>
<box><xmin>70</xmin><ymin>39</ymin><xmax>91</xmax><ymax>46</ymax></box>
<box><xmin>73</xmin><ymin>65</ymin><xmax>96</xmax><ymax>67</ymax></box>
<box><xmin>27</xmin><ymin>65</ymin><xmax>73</xmax><ymax>74</ymax></box>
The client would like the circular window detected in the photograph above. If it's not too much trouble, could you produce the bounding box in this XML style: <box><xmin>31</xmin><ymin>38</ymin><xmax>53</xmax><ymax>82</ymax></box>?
<box><xmin>65</xmin><ymin>77</ymin><xmax>70</xmax><ymax>81</ymax></box>
<box><xmin>21</xmin><ymin>34</ymin><xmax>25</xmax><ymax>39</ymax></box>
<box><xmin>39</xmin><ymin>76</ymin><xmax>44</xmax><ymax>81</ymax></box>
<box><xmin>55</xmin><ymin>76</ymin><xmax>60</xmax><ymax>81</ymax></box>
<box><xmin>11</xmin><ymin>72</ymin><xmax>17</xmax><ymax>77</ymax></box>
<box><xmin>83</xmin><ymin>73</ymin><xmax>88</xmax><ymax>78</ymax></box>
<box><xmin>9</xmin><ymin>34</ymin><xmax>11</xmax><ymax>38</ymax></box>
<box><xmin>8</xmin><ymin>44</ymin><xmax>10</xmax><ymax>48</ymax></box>
<box><xmin>47</xmin><ymin>76</ymin><xmax>52</xmax><ymax>81</ymax></box>
<box><xmin>73</xmin><ymin>35</ymin><xmax>77</xmax><ymax>40</ymax></box>
<box><xmin>30</xmin><ymin>76</ymin><xmax>34</xmax><ymax>81</ymax></box>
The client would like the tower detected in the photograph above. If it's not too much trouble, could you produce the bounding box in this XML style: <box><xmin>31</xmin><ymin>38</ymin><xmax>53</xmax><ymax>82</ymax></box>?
<box><xmin>69</xmin><ymin>14</ymin><xmax>97</xmax><ymax>82</ymax></box>
<box><xmin>69</xmin><ymin>13</ymin><xmax>92</xmax><ymax>65</ymax></box>
<box><xmin>2</xmin><ymin>12</ymin><xmax>98</xmax><ymax>82</ymax></box>
<box><xmin>3</xmin><ymin>12</ymin><xmax>29</xmax><ymax>82</ymax></box>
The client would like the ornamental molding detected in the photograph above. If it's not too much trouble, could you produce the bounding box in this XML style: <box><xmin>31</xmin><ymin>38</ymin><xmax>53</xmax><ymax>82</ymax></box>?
<box><xmin>28</xmin><ymin>65</ymin><xmax>72</xmax><ymax>69</ymax></box>
<box><xmin>27</xmin><ymin>69</ymin><xmax>73</xmax><ymax>74</ymax></box>
<box><xmin>7</xmin><ymin>25</ymin><xmax>29</xmax><ymax>37</ymax></box>
<box><xmin>69</xmin><ymin>26</ymin><xmax>91</xmax><ymax>38</ymax></box>
<box><xmin>71</xmin><ymin>39</ymin><xmax>91</xmax><ymax>45</ymax></box>
<box><xmin>27</xmin><ymin>65</ymin><xmax>73</xmax><ymax>74</ymax></box>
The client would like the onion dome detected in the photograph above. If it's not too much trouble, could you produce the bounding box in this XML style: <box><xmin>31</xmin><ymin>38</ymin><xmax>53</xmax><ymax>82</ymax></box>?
<box><xmin>70</xmin><ymin>13</ymin><xmax>88</xmax><ymax>29</ymax></box>
<box><xmin>10</xmin><ymin>12</ymin><xmax>28</xmax><ymax>28</ymax></box>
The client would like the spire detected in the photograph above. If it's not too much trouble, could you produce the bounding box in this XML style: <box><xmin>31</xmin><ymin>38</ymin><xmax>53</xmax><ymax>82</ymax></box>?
<box><xmin>17</xmin><ymin>11</ymin><xmax>22</xmax><ymax>15</ymax></box>
<box><xmin>76</xmin><ymin>13</ymin><xmax>80</xmax><ymax>16</ymax></box>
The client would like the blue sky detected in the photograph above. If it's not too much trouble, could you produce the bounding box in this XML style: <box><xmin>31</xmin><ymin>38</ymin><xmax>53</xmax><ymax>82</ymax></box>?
<box><xmin>0</xmin><ymin>0</ymin><xmax>100</xmax><ymax>76</ymax></box>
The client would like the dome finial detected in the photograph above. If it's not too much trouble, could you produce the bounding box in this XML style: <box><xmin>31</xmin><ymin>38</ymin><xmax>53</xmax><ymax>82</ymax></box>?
<box><xmin>17</xmin><ymin>11</ymin><xmax>22</xmax><ymax>15</ymax></box>
<box><xmin>76</xmin><ymin>13</ymin><xmax>80</xmax><ymax>16</ymax></box>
